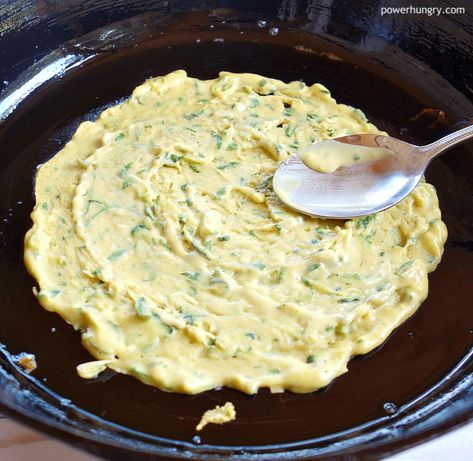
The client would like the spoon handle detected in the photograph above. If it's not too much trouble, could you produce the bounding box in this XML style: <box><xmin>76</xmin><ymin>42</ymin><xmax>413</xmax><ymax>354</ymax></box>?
<box><xmin>420</xmin><ymin>124</ymin><xmax>473</xmax><ymax>159</ymax></box>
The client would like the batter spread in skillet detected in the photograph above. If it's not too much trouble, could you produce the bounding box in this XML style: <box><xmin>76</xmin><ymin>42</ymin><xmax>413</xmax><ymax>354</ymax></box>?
<box><xmin>24</xmin><ymin>71</ymin><xmax>447</xmax><ymax>394</ymax></box>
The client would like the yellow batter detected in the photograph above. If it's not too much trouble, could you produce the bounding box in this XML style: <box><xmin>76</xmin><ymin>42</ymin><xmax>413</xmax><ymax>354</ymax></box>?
<box><xmin>196</xmin><ymin>402</ymin><xmax>236</xmax><ymax>431</ymax></box>
<box><xmin>299</xmin><ymin>139</ymin><xmax>387</xmax><ymax>173</ymax></box>
<box><xmin>24</xmin><ymin>71</ymin><xmax>447</xmax><ymax>395</ymax></box>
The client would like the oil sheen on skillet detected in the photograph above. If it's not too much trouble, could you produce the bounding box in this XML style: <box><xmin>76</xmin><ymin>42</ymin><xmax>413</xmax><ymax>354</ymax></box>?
<box><xmin>0</xmin><ymin>2</ymin><xmax>472</xmax><ymax>454</ymax></box>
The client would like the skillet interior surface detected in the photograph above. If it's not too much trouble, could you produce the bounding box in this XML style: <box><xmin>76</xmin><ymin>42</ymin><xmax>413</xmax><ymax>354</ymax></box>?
<box><xmin>0</xmin><ymin>6</ymin><xmax>473</xmax><ymax>460</ymax></box>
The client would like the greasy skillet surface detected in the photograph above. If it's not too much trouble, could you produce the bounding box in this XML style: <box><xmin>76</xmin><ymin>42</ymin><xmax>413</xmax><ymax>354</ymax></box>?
<box><xmin>1</xmin><ymin>15</ymin><xmax>473</xmax><ymax>458</ymax></box>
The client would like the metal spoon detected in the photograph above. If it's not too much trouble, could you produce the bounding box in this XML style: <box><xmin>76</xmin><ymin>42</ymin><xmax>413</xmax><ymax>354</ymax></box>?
<box><xmin>273</xmin><ymin>125</ymin><xmax>473</xmax><ymax>219</ymax></box>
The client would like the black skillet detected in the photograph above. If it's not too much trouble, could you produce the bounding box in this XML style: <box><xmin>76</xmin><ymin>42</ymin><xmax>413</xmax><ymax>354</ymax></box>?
<box><xmin>0</xmin><ymin>1</ymin><xmax>473</xmax><ymax>459</ymax></box>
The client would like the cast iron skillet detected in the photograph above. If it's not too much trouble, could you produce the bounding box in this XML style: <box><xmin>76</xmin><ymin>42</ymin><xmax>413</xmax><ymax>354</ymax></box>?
<box><xmin>0</xmin><ymin>1</ymin><xmax>472</xmax><ymax>459</ymax></box>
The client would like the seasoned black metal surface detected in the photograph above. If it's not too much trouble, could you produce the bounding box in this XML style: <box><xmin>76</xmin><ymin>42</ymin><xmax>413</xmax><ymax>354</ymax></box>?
<box><xmin>0</xmin><ymin>2</ymin><xmax>472</xmax><ymax>460</ymax></box>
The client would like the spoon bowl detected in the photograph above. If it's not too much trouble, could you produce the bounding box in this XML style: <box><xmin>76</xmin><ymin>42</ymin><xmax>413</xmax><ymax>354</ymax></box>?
<box><xmin>273</xmin><ymin>126</ymin><xmax>473</xmax><ymax>219</ymax></box>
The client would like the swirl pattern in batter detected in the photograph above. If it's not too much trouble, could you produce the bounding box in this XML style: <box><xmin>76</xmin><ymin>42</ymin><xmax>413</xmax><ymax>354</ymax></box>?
<box><xmin>25</xmin><ymin>71</ymin><xmax>447</xmax><ymax>394</ymax></box>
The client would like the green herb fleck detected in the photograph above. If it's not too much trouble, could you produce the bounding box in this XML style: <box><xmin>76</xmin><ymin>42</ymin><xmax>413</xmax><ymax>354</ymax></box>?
<box><xmin>277</xmin><ymin>267</ymin><xmax>286</xmax><ymax>282</ymax></box>
<box><xmin>252</xmin><ymin>262</ymin><xmax>266</xmax><ymax>270</ymax></box>
<box><xmin>189</xmin><ymin>239</ymin><xmax>210</xmax><ymax>259</ymax></box>
<box><xmin>356</xmin><ymin>214</ymin><xmax>376</xmax><ymax>229</ymax></box>
<box><xmin>258</xmin><ymin>175</ymin><xmax>273</xmax><ymax>189</ymax></box>
<box><xmin>397</xmin><ymin>260</ymin><xmax>414</xmax><ymax>275</ymax></box>
<box><xmin>131</xmin><ymin>223</ymin><xmax>146</xmax><ymax>236</ymax></box>
<box><xmin>307</xmin><ymin>263</ymin><xmax>321</xmax><ymax>272</ymax></box>
<box><xmin>115</xmin><ymin>132</ymin><xmax>125</xmax><ymax>141</ymax></box>
<box><xmin>38</xmin><ymin>289</ymin><xmax>61</xmax><ymax>299</ymax></box>
<box><xmin>212</xmin><ymin>133</ymin><xmax>223</xmax><ymax>150</ymax></box>
<box><xmin>145</xmin><ymin>206</ymin><xmax>156</xmax><ymax>221</ymax></box>
<box><xmin>285</xmin><ymin>125</ymin><xmax>296</xmax><ymax>137</ymax></box>
<box><xmin>118</xmin><ymin>162</ymin><xmax>132</xmax><ymax>178</ymax></box>
<box><xmin>188</xmin><ymin>163</ymin><xmax>201</xmax><ymax>173</ymax></box>
<box><xmin>354</xmin><ymin>108</ymin><xmax>368</xmax><ymax>123</ymax></box>
<box><xmin>217</xmin><ymin>161</ymin><xmax>239</xmax><ymax>170</ymax></box>
<box><xmin>162</xmin><ymin>323</ymin><xmax>174</xmax><ymax>335</ymax></box>
<box><xmin>184</xmin><ymin>109</ymin><xmax>205</xmax><ymax>120</ymax></box>
<box><xmin>215</xmin><ymin>186</ymin><xmax>227</xmax><ymax>198</ymax></box>
<box><xmin>315</xmin><ymin>226</ymin><xmax>330</xmax><ymax>236</ymax></box>
<box><xmin>171</xmin><ymin>153</ymin><xmax>183</xmax><ymax>163</ymax></box>
<box><xmin>107</xmin><ymin>249</ymin><xmax>128</xmax><ymax>261</ymax></box>
<box><xmin>135</xmin><ymin>297</ymin><xmax>151</xmax><ymax>319</ymax></box>
<box><xmin>249</xmin><ymin>98</ymin><xmax>260</xmax><ymax>108</ymax></box>
<box><xmin>210</xmin><ymin>278</ymin><xmax>230</xmax><ymax>294</ymax></box>
<box><xmin>306</xmin><ymin>354</ymin><xmax>316</xmax><ymax>364</ymax></box>
<box><xmin>183</xmin><ymin>313</ymin><xmax>198</xmax><ymax>325</ymax></box>
<box><xmin>182</xmin><ymin>271</ymin><xmax>201</xmax><ymax>281</ymax></box>
<box><xmin>307</xmin><ymin>113</ymin><xmax>322</xmax><ymax>122</ymax></box>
